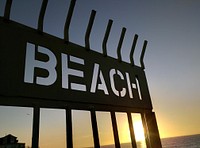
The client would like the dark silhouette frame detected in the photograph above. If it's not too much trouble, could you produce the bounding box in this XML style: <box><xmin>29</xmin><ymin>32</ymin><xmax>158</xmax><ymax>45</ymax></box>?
<box><xmin>0</xmin><ymin>0</ymin><xmax>162</xmax><ymax>147</ymax></box>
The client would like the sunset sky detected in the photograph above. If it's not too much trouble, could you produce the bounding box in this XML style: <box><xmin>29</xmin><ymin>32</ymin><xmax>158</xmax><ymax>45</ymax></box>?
<box><xmin>0</xmin><ymin>0</ymin><xmax>200</xmax><ymax>147</ymax></box>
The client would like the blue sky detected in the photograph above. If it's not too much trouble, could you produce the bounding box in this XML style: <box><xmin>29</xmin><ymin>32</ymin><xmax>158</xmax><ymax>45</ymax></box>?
<box><xmin>0</xmin><ymin>0</ymin><xmax>200</xmax><ymax>146</ymax></box>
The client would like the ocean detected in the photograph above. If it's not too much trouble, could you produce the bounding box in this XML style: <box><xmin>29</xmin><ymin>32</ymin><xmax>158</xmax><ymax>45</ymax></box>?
<box><xmin>98</xmin><ymin>134</ymin><xmax>200</xmax><ymax>148</ymax></box>
<box><xmin>162</xmin><ymin>134</ymin><xmax>200</xmax><ymax>148</ymax></box>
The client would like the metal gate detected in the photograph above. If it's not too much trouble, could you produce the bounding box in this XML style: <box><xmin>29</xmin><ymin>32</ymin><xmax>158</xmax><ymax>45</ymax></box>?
<box><xmin>0</xmin><ymin>0</ymin><xmax>162</xmax><ymax>147</ymax></box>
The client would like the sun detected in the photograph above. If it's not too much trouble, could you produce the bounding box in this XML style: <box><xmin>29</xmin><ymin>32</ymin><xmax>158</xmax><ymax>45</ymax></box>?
<box><xmin>133</xmin><ymin>120</ymin><xmax>145</xmax><ymax>142</ymax></box>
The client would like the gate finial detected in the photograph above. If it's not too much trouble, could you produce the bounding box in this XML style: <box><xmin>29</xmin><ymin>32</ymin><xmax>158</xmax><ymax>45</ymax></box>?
<box><xmin>38</xmin><ymin>0</ymin><xmax>48</xmax><ymax>33</ymax></box>
<box><xmin>102</xmin><ymin>19</ymin><xmax>113</xmax><ymax>57</ymax></box>
<box><xmin>130</xmin><ymin>34</ymin><xmax>138</xmax><ymax>66</ymax></box>
<box><xmin>140</xmin><ymin>40</ymin><xmax>148</xmax><ymax>69</ymax></box>
<box><xmin>117</xmin><ymin>27</ymin><xmax>126</xmax><ymax>62</ymax></box>
<box><xmin>64</xmin><ymin>0</ymin><xmax>76</xmax><ymax>43</ymax></box>
<box><xmin>85</xmin><ymin>10</ymin><xmax>96</xmax><ymax>50</ymax></box>
<box><xmin>4</xmin><ymin>0</ymin><xmax>13</xmax><ymax>20</ymax></box>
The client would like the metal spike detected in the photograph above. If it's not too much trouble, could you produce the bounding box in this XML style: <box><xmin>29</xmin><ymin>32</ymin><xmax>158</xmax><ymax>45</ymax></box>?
<box><xmin>102</xmin><ymin>19</ymin><xmax>113</xmax><ymax>56</ymax></box>
<box><xmin>38</xmin><ymin>0</ymin><xmax>48</xmax><ymax>33</ymax></box>
<box><xmin>130</xmin><ymin>34</ymin><xmax>138</xmax><ymax>66</ymax></box>
<box><xmin>140</xmin><ymin>40</ymin><xmax>148</xmax><ymax>69</ymax></box>
<box><xmin>64</xmin><ymin>0</ymin><xmax>76</xmax><ymax>43</ymax></box>
<box><xmin>85</xmin><ymin>10</ymin><xmax>96</xmax><ymax>50</ymax></box>
<box><xmin>117</xmin><ymin>27</ymin><xmax>126</xmax><ymax>62</ymax></box>
<box><xmin>4</xmin><ymin>0</ymin><xmax>13</xmax><ymax>20</ymax></box>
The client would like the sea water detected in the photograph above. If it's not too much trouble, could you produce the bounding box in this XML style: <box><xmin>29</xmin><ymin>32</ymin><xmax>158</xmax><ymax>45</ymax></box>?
<box><xmin>162</xmin><ymin>134</ymin><xmax>200</xmax><ymax>148</ymax></box>
<box><xmin>96</xmin><ymin>134</ymin><xmax>200</xmax><ymax>148</ymax></box>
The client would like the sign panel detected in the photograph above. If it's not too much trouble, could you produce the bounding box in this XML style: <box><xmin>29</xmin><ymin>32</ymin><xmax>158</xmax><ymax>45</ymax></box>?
<box><xmin>0</xmin><ymin>18</ymin><xmax>152</xmax><ymax>109</ymax></box>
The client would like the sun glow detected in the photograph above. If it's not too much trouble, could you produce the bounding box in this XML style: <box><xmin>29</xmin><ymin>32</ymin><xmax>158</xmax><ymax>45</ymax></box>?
<box><xmin>133</xmin><ymin>120</ymin><xmax>146</xmax><ymax>142</ymax></box>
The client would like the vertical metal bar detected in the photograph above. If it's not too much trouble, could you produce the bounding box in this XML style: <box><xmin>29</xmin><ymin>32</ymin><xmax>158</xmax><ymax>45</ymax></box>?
<box><xmin>64</xmin><ymin>0</ymin><xmax>76</xmax><ymax>43</ymax></box>
<box><xmin>111</xmin><ymin>111</ymin><xmax>121</xmax><ymax>148</ymax></box>
<box><xmin>127</xmin><ymin>112</ymin><xmax>137</xmax><ymax>148</ymax></box>
<box><xmin>38</xmin><ymin>0</ymin><xmax>48</xmax><ymax>33</ymax></box>
<box><xmin>66</xmin><ymin>108</ymin><xmax>73</xmax><ymax>148</ymax></box>
<box><xmin>85</xmin><ymin>10</ymin><xmax>96</xmax><ymax>50</ymax></box>
<box><xmin>4</xmin><ymin>0</ymin><xmax>13</xmax><ymax>20</ymax></box>
<box><xmin>102</xmin><ymin>19</ymin><xmax>113</xmax><ymax>56</ymax></box>
<box><xmin>90</xmin><ymin>109</ymin><xmax>100</xmax><ymax>148</ymax></box>
<box><xmin>130</xmin><ymin>34</ymin><xmax>138</xmax><ymax>66</ymax></box>
<box><xmin>32</xmin><ymin>107</ymin><xmax>40</xmax><ymax>148</ymax></box>
<box><xmin>143</xmin><ymin>112</ymin><xmax>162</xmax><ymax>148</ymax></box>
<box><xmin>140</xmin><ymin>40</ymin><xmax>148</xmax><ymax>70</ymax></box>
<box><xmin>141</xmin><ymin>113</ymin><xmax>151</xmax><ymax>148</ymax></box>
<box><xmin>117</xmin><ymin>27</ymin><xmax>126</xmax><ymax>62</ymax></box>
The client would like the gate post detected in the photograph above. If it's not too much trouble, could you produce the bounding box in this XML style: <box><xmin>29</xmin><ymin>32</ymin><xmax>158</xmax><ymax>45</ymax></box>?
<box><xmin>143</xmin><ymin>112</ymin><xmax>162</xmax><ymax>148</ymax></box>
